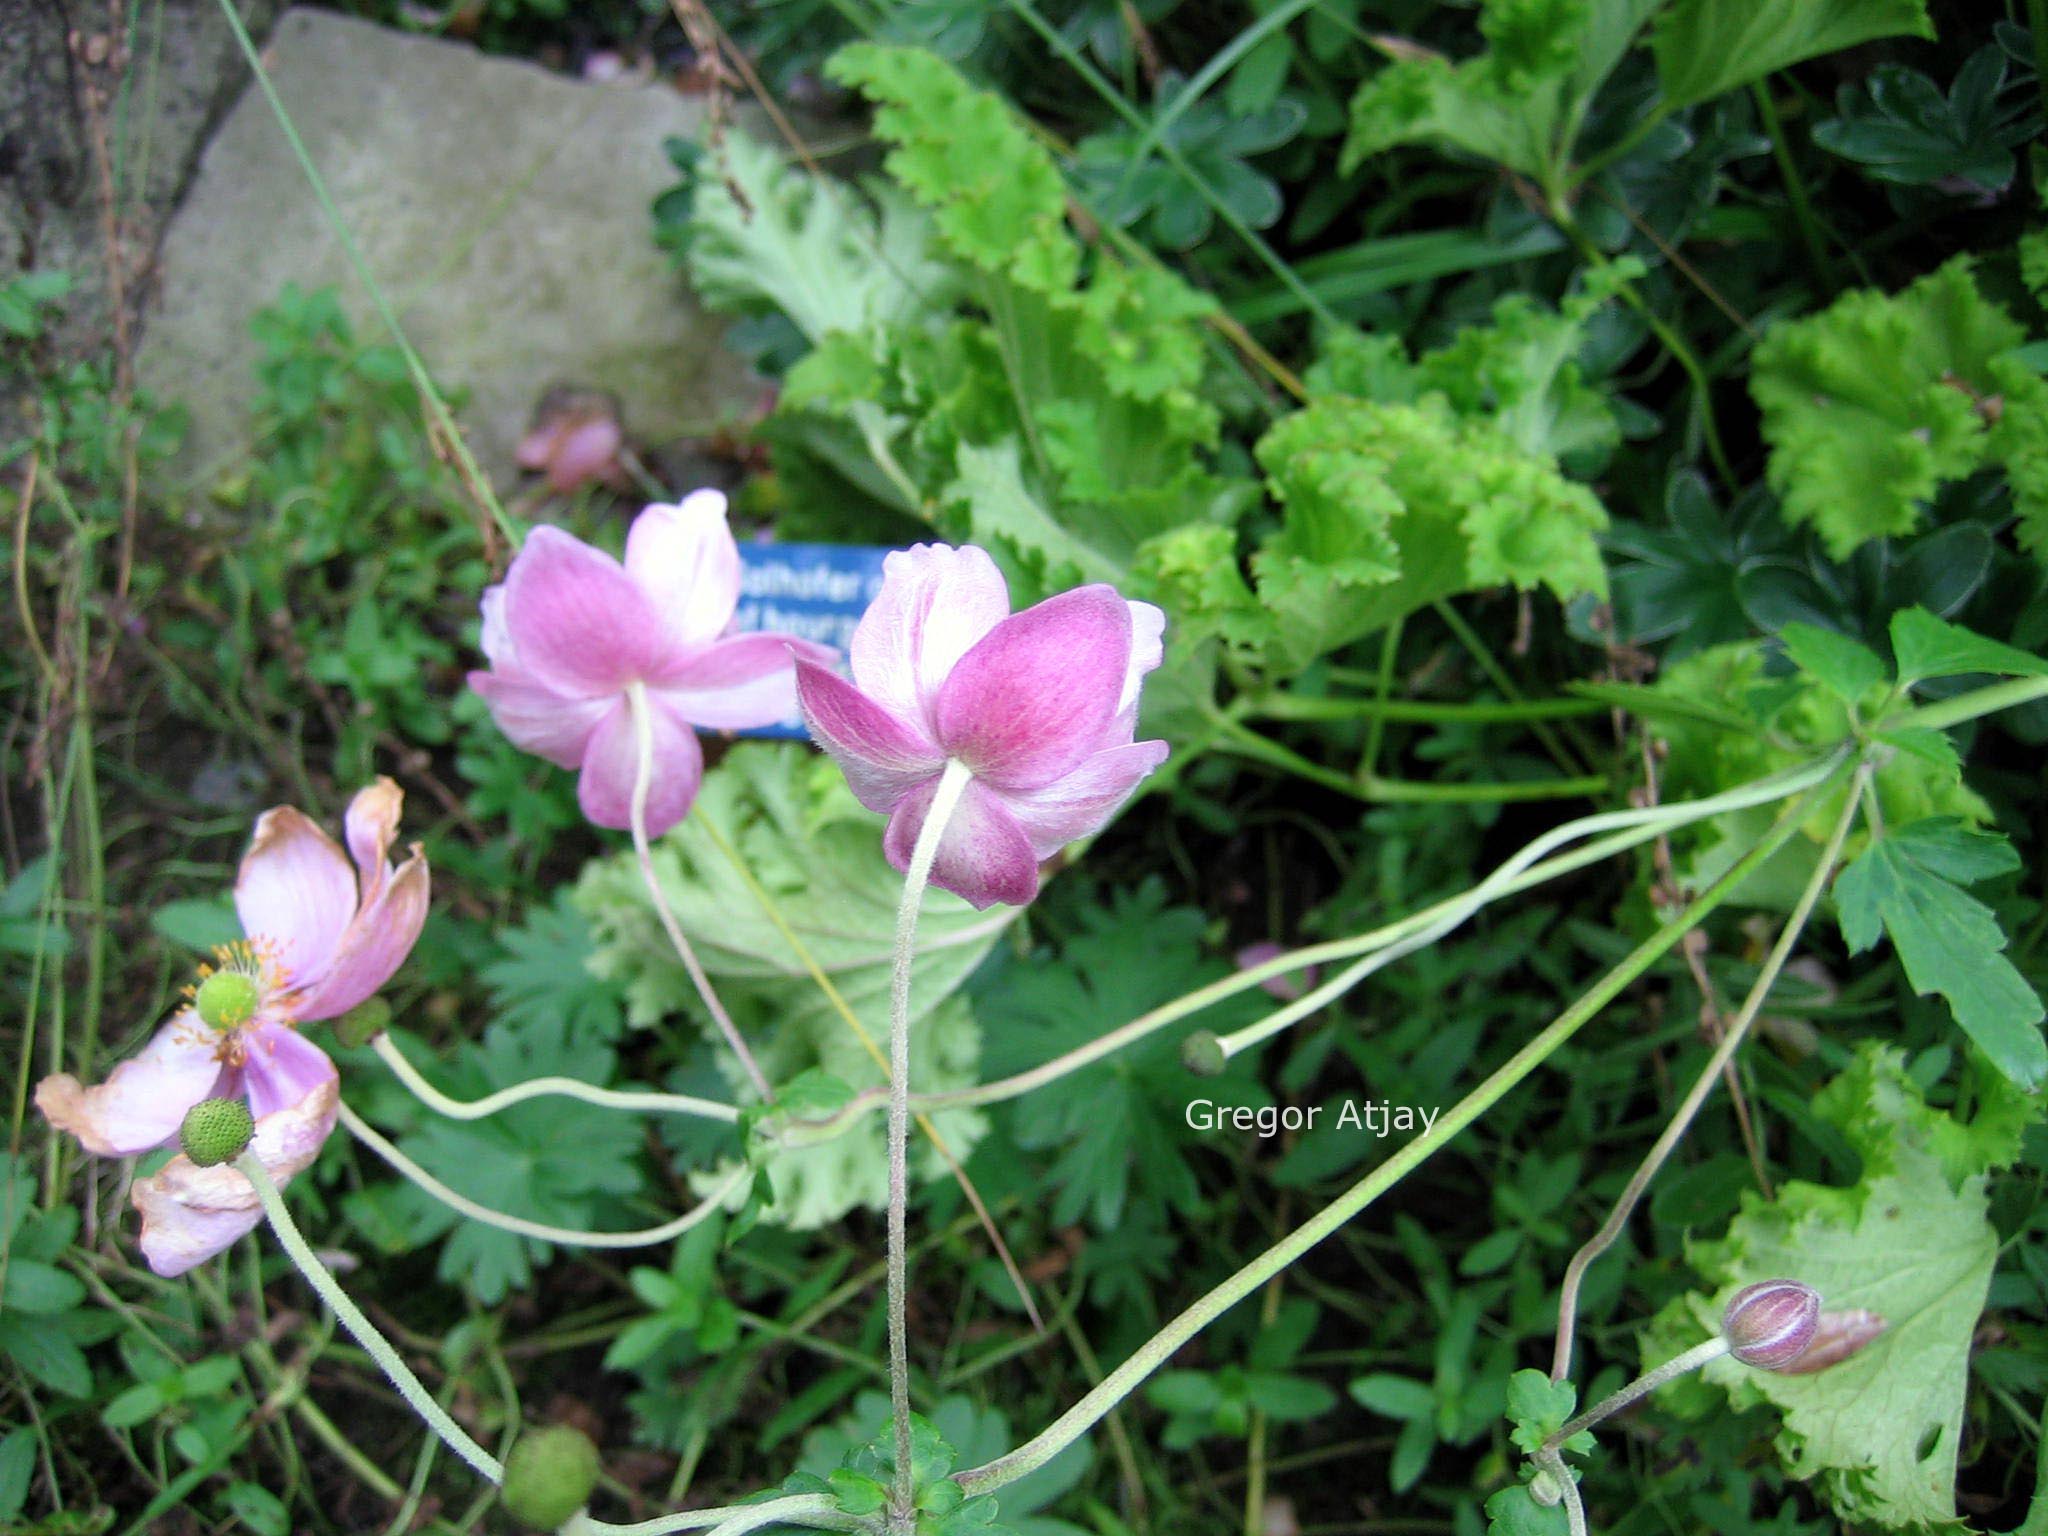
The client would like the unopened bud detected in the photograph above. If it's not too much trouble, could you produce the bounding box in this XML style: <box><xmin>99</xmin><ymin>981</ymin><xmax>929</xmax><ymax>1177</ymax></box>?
<box><xmin>1181</xmin><ymin>1031</ymin><xmax>1227</xmax><ymax>1077</ymax></box>
<box><xmin>179</xmin><ymin>1097</ymin><xmax>255</xmax><ymax>1167</ymax></box>
<box><xmin>500</xmin><ymin>1424</ymin><xmax>600</xmax><ymax>1530</ymax></box>
<box><xmin>1778</xmin><ymin>1307</ymin><xmax>1887</xmax><ymax>1374</ymax></box>
<box><xmin>194</xmin><ymin>970</ymin><xmax>259</xmax><ymax>1031</ymax></box>
<box><xmin>1722</xmin><ymin>1279</ymin><xmax>1820</xmax><ymax>1369</ymax></box>
<box><xmin>333</xmin><ymin>997</ymin><xmax>392</xmax><ymax>1049</ymax></box>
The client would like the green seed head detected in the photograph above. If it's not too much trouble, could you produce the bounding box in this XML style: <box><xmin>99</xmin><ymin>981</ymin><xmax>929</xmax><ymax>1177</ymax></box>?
<box><xmin>1180</xmin><ymin>1030</ymin><xmax>1227</xmax><ymax>1078</ymax></box>
<box><xmin>179</xmin><ymin>1098</ymin><xmax>255</xmax><ymax>1167</ymax></box>
<box><xmin>194</xmin><ymin>970</ymin><xmax>261</xmax><ymax>1032</ymax></box>
<box><xmin>333</xmin><ymin>997</ymin><xmax>392</xmax><ymax>1050</ymax></box>
<box><xmin>500</xmin><ymin>1424</ymin><xmax>600</xmax><ymax>1530</ymax></box>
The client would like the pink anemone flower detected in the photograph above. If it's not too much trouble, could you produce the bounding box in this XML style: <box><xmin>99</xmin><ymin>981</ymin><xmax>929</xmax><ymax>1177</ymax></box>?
<box><xmin>36</xmin><ymin>780</ymin><xmax>428</xmax><ymax>1277</ymax></box>
<box><xmin>795</xmin><ymin>543</ymin><xmax>1169</xmax><ymax>909</ymax></box>
<box><xmin>469</xmin><ymin>491</ymin><xmax>834</xmax><ymax>837</ymax></box>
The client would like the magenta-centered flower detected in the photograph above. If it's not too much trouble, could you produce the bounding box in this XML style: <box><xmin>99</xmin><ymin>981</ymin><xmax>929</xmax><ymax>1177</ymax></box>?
<box><xmin>470</xmin><ymin>491</ymin><xmax>834</xmax><ymax>836</ymax></box>
<box><xmin>795</xmin><ymin>544</ymin><xmax>1168</xmax><ymax>909</ymax></box>
<box><xmin>37</xmin><ymin>781</ymin><xmax>428</xmax><ymax>1277</ymax></box>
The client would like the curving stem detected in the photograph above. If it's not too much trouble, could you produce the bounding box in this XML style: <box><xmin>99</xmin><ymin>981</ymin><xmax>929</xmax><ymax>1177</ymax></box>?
<box><xmin>625</xmin><ymin>681</ymin><xmax>774</xmax><ymax>1103</ymax></box>
<box><xmin>885</xmin><ymin>759</ymin><xmax>976</xmax><ymax>1529</ymax></box>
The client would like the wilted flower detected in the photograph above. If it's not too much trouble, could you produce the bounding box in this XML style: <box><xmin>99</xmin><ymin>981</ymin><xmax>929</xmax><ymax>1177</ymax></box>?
<box><xmin>37</xmin><ymin>781</ymin><xmax>428</xmax><ymax>1276</ymax></box>
<box><xmin>795</xmin><ymin>543</ymin><xmax>1168</xmax><ymax>909</ymax></box>
<box><xmin>515</xmin><ymin>388</ymin><xmax>630</xmax><ymax>495</ymax></box>
<box><xmin>1778</xmin><ymin>1307</ymin><xmax>1887</xmax><ymax>1374</ymax></box>
<box><xmin>1722</xmin><ymin>1278</ymin><xmax>1821</xmax><ymax>1369</ymax></box>
<box><xmin>469</xmin><ymin>491</ymin><xmax>834</xmax><ymax>836</ymax></box>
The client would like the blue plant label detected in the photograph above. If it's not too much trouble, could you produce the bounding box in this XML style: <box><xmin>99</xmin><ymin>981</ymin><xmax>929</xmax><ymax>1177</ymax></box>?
<box><xmin>727</xmin><ymin>542</ymin><xmax>892</xmax><ymax>739</ymax></box>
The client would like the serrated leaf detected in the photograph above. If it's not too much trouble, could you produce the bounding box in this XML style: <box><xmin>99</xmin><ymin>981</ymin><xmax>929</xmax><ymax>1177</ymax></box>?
<box><xmin>1834</xmin><ymin>818</ymin><xmax>2044</xmax><ymax>1087</ymax></box>
<box><xmin>1504</xmin><ymin>1369</ymin><xmax>1586</xmax><ymax>1455</ymax></box>
<box><xmin>1485</xmin><ymin>1482</ymin><xmax>1570</xmax><ymax>1536</ymax></box>
<box><xmin>1780</xmin><ymin>623</ymin><xmax>1887</xmax><ymax>704</ymax></box>
<box><xmin>1890</xmin><ymin>607</ymin><xmax>2048</xmax><ymax>685</ymax></box>
<box><xmin>1649</xmin><ymin>1047</ymin><xmax>2020</xmax><ymax>1529</ymax></box>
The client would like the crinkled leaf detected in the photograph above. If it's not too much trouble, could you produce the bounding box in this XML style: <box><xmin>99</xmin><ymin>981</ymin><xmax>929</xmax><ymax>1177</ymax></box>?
<box><xmin>1647</xmin><ymin>1047</ymin><xmax>2026</xmax><ymax>1529</ymax></box>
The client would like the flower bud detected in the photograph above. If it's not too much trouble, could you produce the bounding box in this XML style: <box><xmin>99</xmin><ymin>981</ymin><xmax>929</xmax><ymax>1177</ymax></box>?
<box><xmin>179</xmin><ymin>1097</ymin><xmax>255</xmax><ymax>1167</ymax></box>
<box><xmin>1181</xmin><ymin>1030</ymin><xmax>1227</xmax><ymax>1078</ymax></box>
<box><xmin>1778</xmin><ymin>1307</ymin><xmax>1886</xmax><ymax>1375</ymax></box>
<box><xmin>194</xmin><ymin>970</ymin><xmax>260</xmax><ymax>1031</ymax></box>
<box><xmin>1722</xmin><ymin>1279</ymin><xmax>1820</xmax><ymax>1369</ymax></box>
<box><xmin>500</xmin><ymin>1424</ymin><xmax>600</xmax><ymax>1530</ymax></box>
<box><xmin>333</xmin><ymin>997</ymin><xmax>392</xmax><ymax>1049</ymax></box>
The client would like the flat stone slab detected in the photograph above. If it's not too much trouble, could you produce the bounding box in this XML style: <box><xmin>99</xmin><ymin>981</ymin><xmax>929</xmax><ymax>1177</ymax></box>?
<box><xmin>139</xmin><ymin>8</ymin><xmax>755</xmax><ymax>489</ymax></box>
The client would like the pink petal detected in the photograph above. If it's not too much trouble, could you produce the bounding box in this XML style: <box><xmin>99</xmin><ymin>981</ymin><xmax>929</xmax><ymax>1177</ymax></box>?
<box><xmin>35</xmin><ymin>1017</ymin><xmax>227</xmax><ymax>1157</ymax></box>
<box><xmin>625</xmin><ymin>491</ymin><xmax>741</xmax><ymax>652</ymax></box>
<box><xmin>795</xmin><ymin>659</ymin><xmax>945</xmax><ymax>814</ymax></box>
<box><xmin>342</xmin><ymin>777</ymin><xmax>403</xmax><ymax>908</ymax></box>
<box><xmin>998</xmin><ymin>738</ymin><xmax>1169</xmax><ymax>858</ymax></box>
<box><xmin>293</xmin><ymin>847</ymin><xmax>429</xmax><ymax>1021</ymax></box>
<box><xmin>235</xmin><ymin>808</ymin><xmax>357</xmax><ymax>991</ymax></box>
<box><xmin>883</xmin><ymin>777</ymin><xmax>1040</xmax><ymax>910</ymax></box>
<box><xmin>851</xmin><ymin>544</ymin><xmax>1010</xmax><ymax>732</ymax></box>
<box><xmin>503</xmin><ymin>525</ymin><xmax>670</xmax><ymax>696</ymax></box>
<box><xmin>576</xmin><ymin>696</ymin><xmax>705</xmax><ymax>836</ymax></box>
<box><xmin>479</xmin><ymin>586</ymin><xmax>514</xmax><ymax>667</ymax></box>
<box><xmin>657</xmin><ymin>634</ymin><xmax>834</xmax><ymax>730</ymax></box>
<box><xmin>547</xmin><ymin>417</ymin><xmax>624</xmax><ymax>494</ymax></box>
<box><xmin>1121</xmin><ymin>601</ymin><xmax>1167</xmax><ymax>718</ymax></box>
<box><xmin>132</xmin><ymin>1078</ymin><xmax>338</xmax><ymax>1278</ymax></box>
<box><xmin>933</xmin><ymin>586</ymin><xmax>1132</xmax><ymax>791</ymax></box>
<box><xmin>469</xmin><ymin>667</ymin><xmax>610</xmax><ymax>769</ymax></box>
<box><xmin>240</xmin><ymin>1026</ymin><xmax>338</xmax><ymax>1117</ymax></box>
<box><xmin>515</xmin><ymin>422</ymin><xmax>559</xmax><ymax>470</ymax></box>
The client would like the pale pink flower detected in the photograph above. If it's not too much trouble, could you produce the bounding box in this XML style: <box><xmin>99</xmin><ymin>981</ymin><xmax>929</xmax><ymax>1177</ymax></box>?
<box><xmin>37</xmin><ymin>780</ymin><xmax>428</xmax><ymax>1277</ymax></box>
<box><xmin>514</xmin><ymin>390</ymin><xmax>630</xmax><ymax>494</ymax></box>
<box><xmin>795</xmin><ymin>544</ymin><xmax>1168</xmax><ymax>909</ymax></box>
<box><xmin>469</xmin><ymin>491</ymin><xmax>834</xmax><ymax>836</ymax></box>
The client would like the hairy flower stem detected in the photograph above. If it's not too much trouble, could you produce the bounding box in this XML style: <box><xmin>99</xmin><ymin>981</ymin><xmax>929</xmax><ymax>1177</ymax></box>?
<box><xmin>1549</xmin><ymin>758</ymin><xmax>1875</xmax><ymax>1381</ymax></box>
<box><xmin>1545</xmin><ymin>1338</ymin><xmax>1733</xmax><ymax>1453</ymax></box>
<box><xmin>626</xmin><ymin>682</ymin><xmax>773</xmax><ymax>1103</ymax></box>
<box><xmin>372</xmin><ymin>1032</ymin><xmax>739</xmax><ymax>1124</ymax></box>
<box><xmin>953</xmin><ymin>771</ymin><xmax>1838</xmax><ymax>1499</ymax></box>
<box><xmin>339</xmin><ymin>1101</ymin><xmax>746</xmax><ymax>1247</ymax></box>
<box><xmin>240</xmin><ymin>1154</ymin><xmax>504</xmax><ymax>1487</ymax></box>
<box><xmin>887</xmin><ymin>759</ymin><xmax>975</xmax><ymax>1529</ymax></box>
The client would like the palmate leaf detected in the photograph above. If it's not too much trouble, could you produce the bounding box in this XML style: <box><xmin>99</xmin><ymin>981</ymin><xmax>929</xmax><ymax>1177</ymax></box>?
<box><xmin>975</xmin><ymin>882</ymin><xmax>1269</xmax><ymax>1231</ymax></box>
<box><xmin>576</xmin><ymin>744</ymin><xmax>1004</xmax><ymax>1227</ymax></box>
<box><xmin>1646</xmin><ymin>1047</ymin><xmax>2030</xmax><ymax>1530</ymax></box>
<box><xmin>1835</xmin><ymin>817</ymin><xmax>2046</xmax><ymax>1088</ymax></box>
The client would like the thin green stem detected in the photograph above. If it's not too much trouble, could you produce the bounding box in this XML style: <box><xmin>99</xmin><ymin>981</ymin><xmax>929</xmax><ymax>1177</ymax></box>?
<box><xmin>240</xmin><ymin>1153</ymin><xmax>503</xmax><ymax>1486</ymax></box>
<box><xmin>1255</xmin><ymin>693</ymin><xmax>1605</xmax><ymax>726</ymax></box>
<box><xmin>1545</xmin><ymin>1338</ymin><xmax>1732</xmax><ymax>1451</ymax></box>
<box><xmin>210</xmin><ymin>0</ymin><xmax>516</xmax><ymax>548</ymax></box>
<box><xmin>953</xmin><ymin>772</ymin><xmax>1834</xmax><ymax>1498</ymax></box>
<box><xmin>1213</xmin><ymin>712</ymin><xmax>1607</xmax><ymax>803</ymax></box>
<box><xmin>371</xmin><ymin>1032</ymin><xmax>740</xmax><ymax>1124</ymax></box>
<box><xmin>1430</xmin><ymin>600</ymin><xmax>1590</xmax><ymax>778</ymax></box>
<box><xmin>1549</xmin><ymin>759</ymin><xmax>1872</xmax><ymax>1381</ymax></box>
<box><xmin>568</xmin><ymin>1493</ymin><xmax>859</xmax><ymax>1536</ymax></box>
<box><xmin>887</xmin><ymin>759</ymin><xmax>975</xmax><ymax>1528</ymax></box>
<box><xmin>339</xmin><ymin>1101</ymin><xmax>746</xmax><ymax>1247</ymax></box>
<box><xmin>1534</xmin><ymin>1448</ymin><xmax>1586</xmax><ymax>1536</ymax></box>
<box><xmin>627</xmin><ymin>682</ymin><xmax>773</xmax><ymax>1102</ymax></box>
<box><xmin>1883</xmin><ymin>675</ymin><xmax>2048</xmax><ymax>734</ymax></box>
<box><xmin>1749</xmin><ymin>80</ymin><xmax>1832</xmax><ymax>292</ymax></box>
<box><xmin>773</xmin><ymin>753</ymin><xmax>1844</xmax><ymax>1136</ymax></box>
<box><xmin>1360</xmin><ymin>619</ymin><xmax>1403</xmax><ymax>783</ymax></box>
